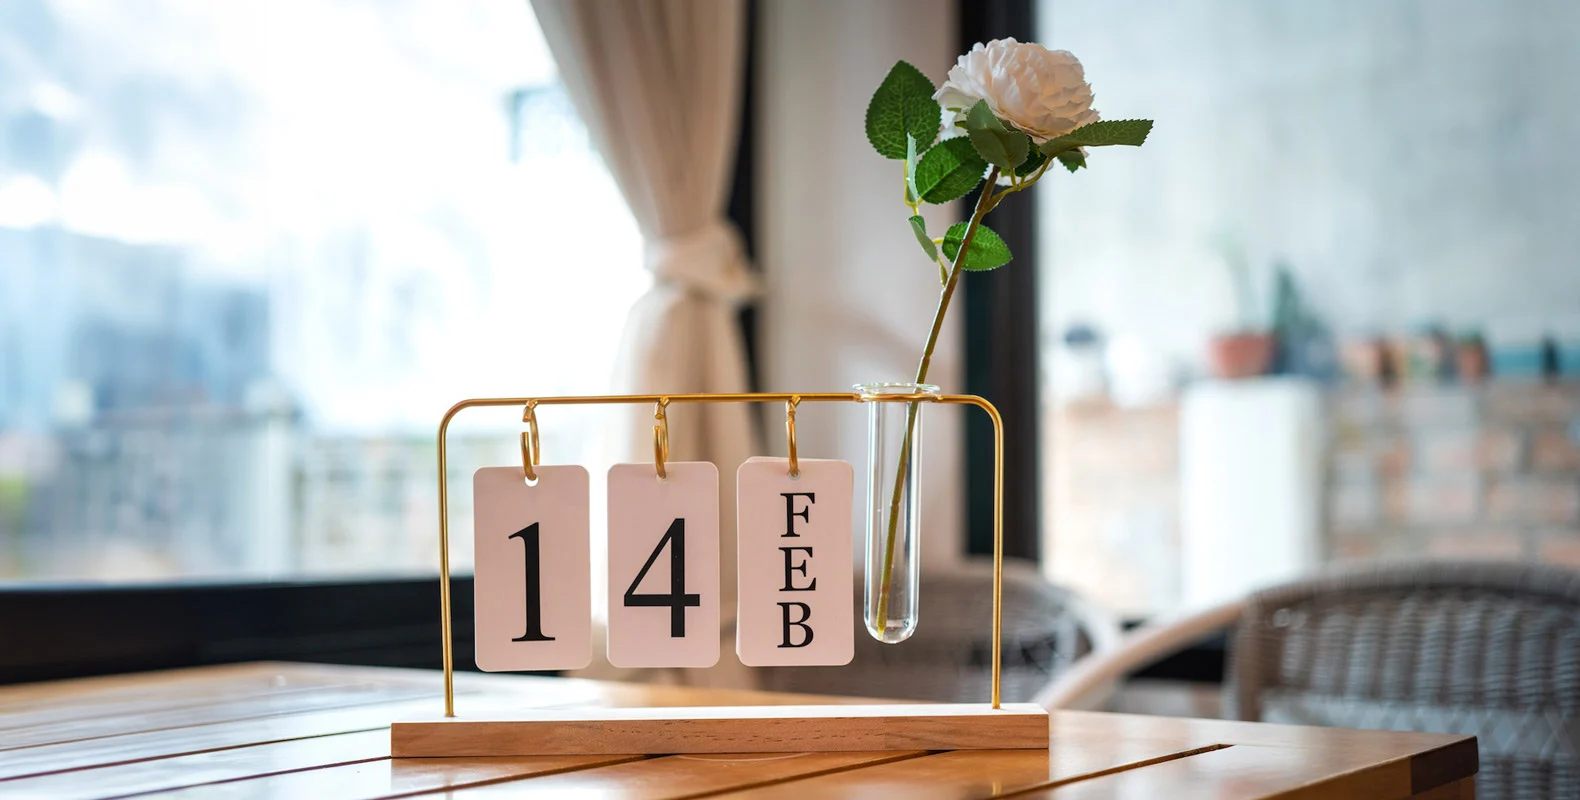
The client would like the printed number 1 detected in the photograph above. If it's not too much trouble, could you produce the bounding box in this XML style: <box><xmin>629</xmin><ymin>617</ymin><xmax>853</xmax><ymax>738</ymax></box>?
<box><xmin>508</xmin><ymin>523</ymin><xmax>554</xmax><ymax>642</ymax></box>
<box><xmin>623</xmin><ymin>518</ymin><xmax>701</xmax><ymax>637</ymax></box>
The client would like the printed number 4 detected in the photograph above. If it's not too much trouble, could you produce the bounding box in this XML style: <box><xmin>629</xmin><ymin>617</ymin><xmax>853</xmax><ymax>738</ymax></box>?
<box><xmin>623</xmin><ymin>518</ymin><xmax>700</xmax><ymax>637</ymax></box>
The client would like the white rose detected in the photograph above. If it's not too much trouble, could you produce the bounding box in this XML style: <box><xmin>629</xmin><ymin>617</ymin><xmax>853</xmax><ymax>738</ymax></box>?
<box><xmin>934</xmin><ymin>38</ymin><xmax>1099</xmax><ymax>144</ymax></box>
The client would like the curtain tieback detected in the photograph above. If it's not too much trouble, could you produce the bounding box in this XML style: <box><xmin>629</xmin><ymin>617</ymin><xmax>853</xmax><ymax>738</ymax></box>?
<box><xmin>646</xmin><ymin>220</ymin><xmax>758</xmax><ymax>305</ymax></box>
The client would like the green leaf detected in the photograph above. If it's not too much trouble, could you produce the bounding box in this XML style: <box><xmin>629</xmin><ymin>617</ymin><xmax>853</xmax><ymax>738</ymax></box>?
<box><xmin>1015</xmin><ymin>148</ymin><xmax>1047</xmax><ymax>177</ymax></box>
<box><xmin>967</xmin><ymin>130</ymin><xmax>1011</xmax><ymax>172</ymax></box>
<box><xmin>866</xmin><ymin>61</ymin><xmax>941</xmax><ymax>160</ymax></box>
<box><xmin>1039</xmin><ymin>119</ymin><xmax>1154</xmax><ymax>155</ymax></box>
<box><xmin>908</xmin><ymin>215</ymin><xmax>937</xmax><ymax>261</ymax></box>
<box><xmin>905</xmin><ymin>133</ymin><xmax>920</xmax><ymax>204</ymax></box>
<box><xmin>913</xmin><ymin>137</ymin><xmax>988</xmax><ymax>204</ymax></box>
<box><xmin>942</xmin><ymin>222</ymin><xmax>1013</xmax><ymax>271</ymax></box>
<box><xmin>1055</xmin><ymin>149</ymin><xmax>1086</xmax><ymax>172</ymax></box>
<box><xmin>966</xmin><ymin>99</ymin><xmax>1008</xmax><ymax>133</ymax></box>
<box><xmin>964</xmin><ymin>99</ymin><xmax>1030</xmax><ymax>171</ymax></box>
<box><xmin>964</xmin><ymin>100</ymin><xmax>1009</xmax><ymax>167</ymax></box>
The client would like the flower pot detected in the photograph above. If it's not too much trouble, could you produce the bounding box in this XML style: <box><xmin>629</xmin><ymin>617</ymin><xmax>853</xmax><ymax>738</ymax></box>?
<box><xmin>855</xmin><ymin>381</ymin><xmax>938</xmax><ymax>643</ymax></box>
<box><xmin>1208</xmin><ymin>332</ymin><xmax>1275</xmax><ymax>379</ymax></box>
<box><xmin>1456</xmin><ymin>339</ymin><xmax>1489</xmax><ymax>383</ymax></box>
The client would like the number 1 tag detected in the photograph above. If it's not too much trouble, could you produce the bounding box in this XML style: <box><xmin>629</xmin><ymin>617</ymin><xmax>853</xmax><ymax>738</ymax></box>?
<box><xmin>606</xmin><ymin>462</ymin><xmax>720</xmax><ymax>668</ymax></box>
<box><xmin>472</xmin><ymin>465</ymin><xmax>592</xmax><ymax>672</ymax></box>
<box><xmin>736</xmin><ymin>458</ymin><xmax>854</xmax><ymax>667</ymax></box>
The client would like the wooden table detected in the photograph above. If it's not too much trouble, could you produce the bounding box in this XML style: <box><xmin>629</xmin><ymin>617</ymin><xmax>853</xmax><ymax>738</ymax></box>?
<box><xmin>0</xmin><ymin>662</ymin><xmax>1476</xmax><ymax>799</ymax></box>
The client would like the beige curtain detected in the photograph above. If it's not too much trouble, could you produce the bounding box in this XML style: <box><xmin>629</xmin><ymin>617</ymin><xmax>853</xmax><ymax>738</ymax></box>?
<box><xmin>531</xmin><ymin>0</ymin><xmax>758</xmax><ymax>687</ymax></box>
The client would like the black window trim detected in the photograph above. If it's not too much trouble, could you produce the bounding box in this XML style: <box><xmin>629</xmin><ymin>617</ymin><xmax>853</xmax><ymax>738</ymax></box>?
<box><xmin>960</xmin><ymin>0</ymin><xmax>1042</xmax><ymax>563</ymax></box>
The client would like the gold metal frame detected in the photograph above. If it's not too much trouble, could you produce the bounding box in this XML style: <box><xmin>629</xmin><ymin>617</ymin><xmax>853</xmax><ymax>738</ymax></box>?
<box><xmin>433</xmin><ymin>391</ymin><xmax>1006</xmax><ymax>716</ymax></box>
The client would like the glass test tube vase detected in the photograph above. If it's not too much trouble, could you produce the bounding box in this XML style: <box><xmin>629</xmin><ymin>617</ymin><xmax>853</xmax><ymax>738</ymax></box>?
<box><xmin>857</xmin><ymin>381</ymin><xmax>937</xmax><ymax>643</ymax></box>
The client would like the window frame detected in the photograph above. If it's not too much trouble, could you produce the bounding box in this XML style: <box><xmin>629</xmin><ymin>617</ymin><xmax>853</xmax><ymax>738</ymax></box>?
<box><xmin>960</xmin><ymin>0</ymin><xmax>1042</xmax><ymax>563</ymax></box>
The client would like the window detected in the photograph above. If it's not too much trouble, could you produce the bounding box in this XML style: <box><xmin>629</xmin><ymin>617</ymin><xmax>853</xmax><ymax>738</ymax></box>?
<box><xmin>0</xmin><ymin>0</ymin><xmax>646</xmax><ymax>581</ymax></box>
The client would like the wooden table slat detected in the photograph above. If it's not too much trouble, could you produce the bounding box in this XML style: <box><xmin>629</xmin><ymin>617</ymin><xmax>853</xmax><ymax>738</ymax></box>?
<box><xmin>714</xmin><ymin>743</ymin><xmax>1225</xmax><ymax>799</ymax></box>
<box><xmin>2</xmin><ymin>681</ymin><xmax>359</xmax><ymax>733</ymax></box>
<box><xmin>1</xmin><ymin>684</ymin><xmax>430</xmax><ymax>750</ymax></box>
<box><xmin>430</xmin><ymin>750</ymin><xmax>927</xmax><ymax>799</ymax></box>
<box><xmin>1413</xmin><ymin>777</ymin><xmax>1475</xmax><ymax>800</ymax></box>
<box><xmin>0</xmin><ymin>664</ymin><xmax>293</xmax><ymax>710</ymax></box>
<box><xmin>0</xmin><ymin>663</ymin><xmax>451</xmax><ymax>731</ymax></box>
<box><xmin>137</xmin><ymin>754</ymin><xmax>642</xmax><ymax>799</ymax></box>
<box><xmin>0</xmin><ymin>699</ymin><xmax>431</xmax><ymax>781</ymax></box>
<box><xmin>1022</xmin><ymin>744</ymin><xmax>1414</xmax><ymax>800</ymax></box>
<box><xmin>0</xmin><ymin>730</ymin><xmax>390</xmax><ymax>800</ymax></box>
<box><xmin>1048</xmin><ymin>709</ymin><xmax>1473</xmax><ymax>766</ymax></box>
<box><xmin>0</xmin><ymin>674</ymin><xmax>717</xmax><ymax>782</ymax></box>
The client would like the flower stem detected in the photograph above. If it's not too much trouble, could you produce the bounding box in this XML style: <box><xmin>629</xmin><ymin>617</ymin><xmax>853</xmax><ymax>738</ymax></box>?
<box><xmin>874</xmin><ymin>167</ymin><xmax>1001</xmax><ymax>636</ymax></box>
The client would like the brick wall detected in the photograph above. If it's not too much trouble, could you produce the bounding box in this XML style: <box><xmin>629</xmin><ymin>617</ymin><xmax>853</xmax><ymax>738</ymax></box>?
<box><xmin>1329</xmin><ymin>382</ymin><xmax>1580</xmax><ymax>565</ymax></box>
<box><xmin>1045</xmin><ymin>381</ymin><xmax>1580</xmax><ymax>615</ymax></box>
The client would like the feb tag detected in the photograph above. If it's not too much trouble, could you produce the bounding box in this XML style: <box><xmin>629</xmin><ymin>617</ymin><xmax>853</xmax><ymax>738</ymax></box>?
<box><xmin>736</xmin><ymin>457</ymin><xmax>854</xmax><ymax>667</ymax></box>
<box><xmin>606</xmin><ymin>462</ymin><xmax>720</xmax><ymax>668</ymax></box>
<box><xmin>472</xmin><ymin>465</ymin><xmax>592</xmax><ymax>672</ymax></box>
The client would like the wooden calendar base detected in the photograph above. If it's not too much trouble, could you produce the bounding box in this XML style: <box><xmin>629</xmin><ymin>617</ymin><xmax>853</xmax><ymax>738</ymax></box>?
<box><xmin>390</xmin><ymin>703</ymin><xmax>1049</xmax><ymax>756</ymax></box>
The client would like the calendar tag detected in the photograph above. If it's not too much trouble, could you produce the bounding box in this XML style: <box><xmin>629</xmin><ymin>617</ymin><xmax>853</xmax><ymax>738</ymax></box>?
<box><xmin>472</xmin><ymin>465</ymin><xmax>591</xmax><ymax>672</ymax></box>
<box><xmin>606</xmin><ymin>462</ymin><xmax>720</xmax><ymax>668</ymax></box>
<box><xmin>735</xmin><ymin>458</ymin><xmax>854</xmax><ymax>667</ymax></box>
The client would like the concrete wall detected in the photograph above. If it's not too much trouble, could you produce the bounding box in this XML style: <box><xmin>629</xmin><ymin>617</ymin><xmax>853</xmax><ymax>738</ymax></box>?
<box><xmin>1037</xmin><ymin>0</ymin><xmax>1580</xmax><ymax>370</ymax></box>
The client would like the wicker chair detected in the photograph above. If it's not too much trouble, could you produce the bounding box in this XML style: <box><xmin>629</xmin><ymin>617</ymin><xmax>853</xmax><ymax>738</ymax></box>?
<box><xmin>1040</xmin><ymin>560</ymin><xmax>1580</xmax><ymax>800</ymax></box>
<box><xmin>754</xmin><ymin>559</ymin><xmax>1120</xmax><ymax>702</ymax></box>
<box><xmin>1229</xmin><ymin>561</ymin><xmax>1580</xmax><ymax>800</ymax></box>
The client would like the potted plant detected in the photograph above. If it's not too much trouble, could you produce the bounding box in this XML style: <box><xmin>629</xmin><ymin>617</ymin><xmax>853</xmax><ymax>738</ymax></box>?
<box><xmin>1207</xmin><ymin>240</ymin><xmax>1274</xmax><ymax>379</ymax></box>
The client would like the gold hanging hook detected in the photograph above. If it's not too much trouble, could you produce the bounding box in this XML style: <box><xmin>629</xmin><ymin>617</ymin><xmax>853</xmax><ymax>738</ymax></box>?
<box><xmin>652</xmin><ymin>398</ymin><xmax>670</xmax><ymax>480</ymax></box>
<box><xmin>520</xmin><ymin>400</ymin><xmax>541</xmax><ymax>482</ymax></box>
<box><xmin>785</xmin><ymin>396</ymin><xmax>801</xmax><ymax>478</ymax></box>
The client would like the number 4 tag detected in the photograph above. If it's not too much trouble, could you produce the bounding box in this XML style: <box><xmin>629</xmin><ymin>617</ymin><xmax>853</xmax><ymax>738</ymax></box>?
<box><xmin>472</xmin><ymin>466</ymin><xmax>592</xmax><ymax>672</ymax></box>
<box><xmin>606</xmin><ymin>462</ymin><xmax>720</xmax><ymax>668</ymax></box>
